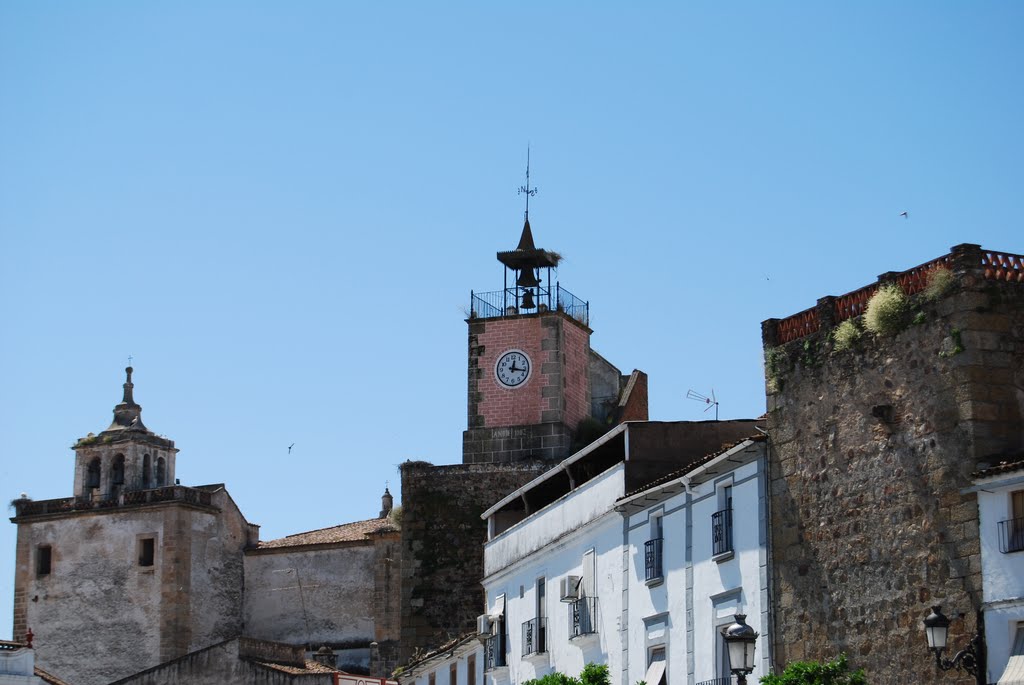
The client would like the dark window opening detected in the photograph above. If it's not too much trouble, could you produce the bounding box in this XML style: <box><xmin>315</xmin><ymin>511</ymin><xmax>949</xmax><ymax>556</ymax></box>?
<box><xmin>37</xmin><ymin>546</ymin><xmax>52</xmax><ymax>577</ymax></box>
<box><xmin>112</xmin><ymin>454</ymin><xmax>125</xmax><ymax>486</ymax></box>
<box><xmin>142</xmin><ymin>454</ymin><xmax>152</xmax><ymax>488</ymax></box>
<box><xmin>86</xmin><ymin>458</ymin><xmax>101</xmax><ymax>489</ymax></box>
<box><xmin>139</xmin><ymin>538</ymin><xmax>155</xmax><ymax>567</ymax></box>
<box><xmin>156</xmin><ymin>457</ymin><xmax>166</xmax><ymax>487</ymax></box>
<box><xmin>467</xmin><ymin>655</ymin><xmax>476</xmax><ymax>685</ymax></box>
<box><xmin>450</xmin><ymin>663</ymin><xmax>457</xmax><ymax>685</ymax></box>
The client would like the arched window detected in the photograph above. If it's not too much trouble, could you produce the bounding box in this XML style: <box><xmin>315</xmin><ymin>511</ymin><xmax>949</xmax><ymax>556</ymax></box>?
<box><xmin>142</xmin><ymin>454</ymin><xmax>152</xmax><ymax>489</ymax></box>
<box><xmin>111</xmin><ymin>454</ymin><xmax>125</xmax><ymax>486</ymax></box>
<box><xmin>86</xmin><ymin>458</ymin><xmax>101</xmax><ymax>489</ymax></box>
<box><xmin>156</xmin><ymin>457</ymin><xmax>166</xmax><ymax>487</ymax></box>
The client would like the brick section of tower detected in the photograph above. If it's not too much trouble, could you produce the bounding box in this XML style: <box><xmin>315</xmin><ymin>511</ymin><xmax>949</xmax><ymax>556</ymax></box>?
<box><xmin>464</xmin><ymin>310</ymin><xmax>592</xmax><ymax>463</ymax></box>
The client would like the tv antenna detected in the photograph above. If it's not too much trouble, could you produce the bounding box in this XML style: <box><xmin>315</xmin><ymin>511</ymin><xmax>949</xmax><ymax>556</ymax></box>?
<box><xmin>686</xmin><ymin>388</ymin><xmax>719</xmax><ymax>421</ymax></box>
<box><xmin>518</xmin><ymin>146</ymin><xmax>537</xmax><ymax>221</ymax></box>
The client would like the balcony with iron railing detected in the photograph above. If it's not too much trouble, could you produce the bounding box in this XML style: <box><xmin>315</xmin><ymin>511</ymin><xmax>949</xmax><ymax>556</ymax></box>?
<box><xmin>712</xmin><ymin>508</ymin><xmax>733</xmax><ymax>557</ymax></box>
<box><xmin>645</xmin><ymin>538</ymin><xmax>664</xmax><ymax>583</ymax></box>
<box><xmin>569</xmin><ymin>597</ymin><xmax>598</xmax><ymax>639</ymax></box>
<box><xmin>695</xmin><ymin>677</ymin><xmax>737</xmax><ymax>685</ymax></box>
<box><xmin>470</xmin><ymin>284</ymin><xmax>589</xmax><ymax>327</ymax></box>
<box><xmin>521</xmin><ymin>617</ymin><xmax>547</xmax><ymax>657</ymax></box>
<box><xmin>12</xmin><ymin>486</ymin><xmax>215</xmax><ymax>518</ymax></box>
<box><xmin>484</xmin><ymin>634</ymin><xmax>506</xmax><ymax>671</ymax></box>
<box><xmin>998</xmin><ymin>517</ymin><xmax>1024</xmax><ymax>553</ymax></box>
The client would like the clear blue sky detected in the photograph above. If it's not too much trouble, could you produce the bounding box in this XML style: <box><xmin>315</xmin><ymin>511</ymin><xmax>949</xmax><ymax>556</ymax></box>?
<box><xmin>2</xmin><ymin>2</ymin><xmax>1022</xmax><ymax>640</ymax></box>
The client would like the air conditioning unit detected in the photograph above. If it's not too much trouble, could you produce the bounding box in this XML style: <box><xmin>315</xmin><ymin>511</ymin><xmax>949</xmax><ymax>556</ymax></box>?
<box><xmin>560</xmin><ymin>575</ymin><xmax>581</xmax><ymax>602</ymax></box>
<box><xmin>477</xmin><ymin>613</ymin><xmax>495</xmax><ymax>637</ymax></box>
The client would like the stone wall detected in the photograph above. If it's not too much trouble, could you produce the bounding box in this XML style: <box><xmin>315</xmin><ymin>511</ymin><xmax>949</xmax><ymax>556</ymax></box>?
<box><xmin>762</xmin><ymin>248</ymin><xmax>1024</xmax><ymax>683</ymax></box>
<box><xmin>12</xmin><ymin>490</ymin><xmax>249</xmax><ymax>685</ymax></box>
<box><xmin>243</xmin><ymin>542</ymin><xmax>376</xmax><ymax>647</ymax></box>
<box><xmin>372</xmin><ymin>529</ymin><xmax>403</xmax><ymax>676</ymax></box>
<box><xmin>398</xmin><ymin>460</ymin><xmax>549</xmax><ymax>663</ymax></box>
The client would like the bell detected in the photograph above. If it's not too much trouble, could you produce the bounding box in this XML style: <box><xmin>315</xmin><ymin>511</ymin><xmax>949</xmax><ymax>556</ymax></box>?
<box><xmin>520</xmin><ymin>288</ymin><xmax>536</xmax><ymax>310</ymax></box>
<box><xmin>517</xmin><ymin>267</ymin><xmax>540</xmax><ymax>288</ymax></box>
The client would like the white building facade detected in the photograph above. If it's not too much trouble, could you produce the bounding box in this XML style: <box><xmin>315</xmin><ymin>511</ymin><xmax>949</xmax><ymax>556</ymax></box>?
<box><xmin>973</xmin><ymin>459</ymin><xmax>1024</xmax><ymax>684</ymax></box>
<box><xmin>618</xmin><ymin>438</ymin><xmax>771</xmax><ymax>685</ymax></box>
<box><xmin>477</xmin><ymin>421</ymin><xmax>765</xmax><ymax>685</ymax></box>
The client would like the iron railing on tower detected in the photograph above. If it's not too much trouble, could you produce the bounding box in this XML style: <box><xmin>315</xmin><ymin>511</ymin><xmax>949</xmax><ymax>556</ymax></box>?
<box><xmin>469</xmin><ymin>284</ymin><xmax>589</xmax><ymax>327</ymax></box>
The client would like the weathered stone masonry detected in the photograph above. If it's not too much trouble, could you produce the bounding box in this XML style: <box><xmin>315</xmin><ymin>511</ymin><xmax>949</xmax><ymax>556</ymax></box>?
<box><xmin>762</xmin><ymin>244</ymin><xmax>1024</xmax><ymax>683</ymax></box>
<box><xmin>398</xmin><ymin>461</ymin><xmax>549</xmax><ymax>662</ymax></box>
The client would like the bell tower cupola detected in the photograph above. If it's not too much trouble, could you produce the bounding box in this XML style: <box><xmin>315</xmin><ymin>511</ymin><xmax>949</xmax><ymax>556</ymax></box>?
<box><xmin>72</xmin><ymin>367</ymin><xmax>179</xmax><ymax>498</ymax></box>
<box><xmin>464</xmin><ymin>200</ymin><xmax>594</xmax><ymax>464</ymax></box>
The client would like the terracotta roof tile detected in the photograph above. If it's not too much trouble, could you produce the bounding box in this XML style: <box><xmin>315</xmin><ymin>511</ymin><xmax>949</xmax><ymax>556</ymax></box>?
<box><xmin>259</xmin><ymin>517</ymin><xmax>398</xmax><ymax>549</ymax></box>
<box><xmin>973</xmin><ymin>455</ymin><xmax>1024</xmax><ymax>479</ymax></box>
<box><xmin>252</xmin><ymin>659</ymin><xmax>339</xmax><ymax>674</ymax></box>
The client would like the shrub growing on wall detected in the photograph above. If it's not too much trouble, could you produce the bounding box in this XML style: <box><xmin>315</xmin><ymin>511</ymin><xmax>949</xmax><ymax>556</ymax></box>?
<box><xmin>864</xmin><ymin>284</ymin><xmax>909</xmax><ymax>336</ymax></box>
<box><xmin>832</xmin><ymin>319</ymin><xmax>861</xmax><ymax>352</ymax></box>
<box><xmin>924</xmin><ymin>266</ymin><xmax>954</xmax><ymax>300</ymax></box>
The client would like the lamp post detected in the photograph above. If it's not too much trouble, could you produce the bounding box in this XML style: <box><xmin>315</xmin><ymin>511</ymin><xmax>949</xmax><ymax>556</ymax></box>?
<box><xmin>722</xmin><ymin>613</ymin><xmax>759</xmax><ymax>685</ymax></box>
<box><xmin>922</xmin><ymin>606</ymin><xmax>986</xmax><ymax>685</ymax></box>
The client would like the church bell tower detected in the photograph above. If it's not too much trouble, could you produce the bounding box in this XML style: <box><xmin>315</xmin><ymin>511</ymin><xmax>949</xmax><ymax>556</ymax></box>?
<box><xmin>463</xmin><ymin>216</ymin><xmax>594</xmax><ymax>463</ymax></box>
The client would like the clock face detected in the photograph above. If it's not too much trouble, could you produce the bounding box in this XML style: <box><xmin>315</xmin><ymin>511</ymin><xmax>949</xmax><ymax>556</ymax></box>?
<box><xmin>495</xmin><ymin>350</ymin><xmax>531</xmax><ymax>388</ymax></box>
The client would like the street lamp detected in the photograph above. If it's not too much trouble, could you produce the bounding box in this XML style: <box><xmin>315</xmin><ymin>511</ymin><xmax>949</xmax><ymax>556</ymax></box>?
<box><xmin>722</xmin><ymin>613</ymin><xmax>759</xmax><ymax>685</ymax></box>
<box><xmin>922</xmin><ymin>606</ymin><xmax>985</xmax><ymax>685</ymax></box>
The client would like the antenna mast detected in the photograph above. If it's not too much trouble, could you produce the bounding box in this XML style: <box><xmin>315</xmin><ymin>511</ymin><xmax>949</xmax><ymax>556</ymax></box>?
<box><xmin>686</xmin><ymin>388</ymin><xmax>720</xmax><ymax>421</ymax></box>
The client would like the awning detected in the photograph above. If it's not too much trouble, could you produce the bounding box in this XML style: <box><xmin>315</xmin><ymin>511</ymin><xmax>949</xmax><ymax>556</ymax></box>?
<box><xmin>643</xmin><ymin>653</ymin><xmax>666</xmax><ymax>685</ymax></box>
<box><xmin>997</xmin><ymin>624</ymin><xmax>1024</xmax><ymax>684</ymax></box>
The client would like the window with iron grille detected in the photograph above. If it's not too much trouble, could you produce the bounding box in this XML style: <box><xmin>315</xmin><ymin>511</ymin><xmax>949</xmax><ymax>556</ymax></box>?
<box><xmin>569</xmin><ymin>597</ymin><xmax>598</xmax><ymax>638</ymax></box>
<box><xmin>484</xmin><ymin>633</ymin><xmax>506</xmax><ymax>670</ymax></box>
<box><xmin>645</xmin><ymin>537</ymin><xmax>664</xmax><ymax>582</ymax></box>
<box><xmin>999</xmin><ymin>490</ymin><xmax>1024</xmax><ymax>553</ymax></box>
<box><xmin>712</xmin><ymin>484</ymin><xmax>733</xmax><ymax>557</ymax></box>
<box><xmin>521</xmin><ymin>617</ymin><xmax>546</xmax><ymax>656</ymax></box>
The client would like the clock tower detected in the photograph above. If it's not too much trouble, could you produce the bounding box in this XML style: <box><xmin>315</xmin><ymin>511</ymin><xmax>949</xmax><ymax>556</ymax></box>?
<box><xmin>463</xmin><ymin>218</ymin><xmax>599</xmax><ymax>463</ymax></box>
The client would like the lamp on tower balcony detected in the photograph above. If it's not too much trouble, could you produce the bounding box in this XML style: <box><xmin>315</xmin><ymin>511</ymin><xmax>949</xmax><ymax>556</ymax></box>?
<box><xmin>722</xmin><ymin>614</ymin><xmax>758</xmax><ymax>684</ymax></box>
<box><xmin>922</xmin><ymin>606</ymin><xmax>986</xmax><ymax>685</ymax></box>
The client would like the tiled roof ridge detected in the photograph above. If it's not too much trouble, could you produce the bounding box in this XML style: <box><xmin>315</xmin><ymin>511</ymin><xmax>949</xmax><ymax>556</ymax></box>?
<box><xmin>973</xmin><ymin>454</ymin><xmax>1024</xmax><ymax>478</ymax></box>
<box><xmin>279</xmin><ymin>516</ymin><xmax>388</xmax><ymax>540</ymax></box>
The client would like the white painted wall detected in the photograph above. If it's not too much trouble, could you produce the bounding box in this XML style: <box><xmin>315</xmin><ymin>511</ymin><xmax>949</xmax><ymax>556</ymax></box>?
<box><xmin>0</xmin><ymin>646</ymin><xmax>43</xmax><ymax>685</ymax></box>
<box><xmin>484</xmin><ymin>465</ymin><xmax>626</xmax><ymax>685</ymax></box>
<box><xmin>402</xmin><ymin>639</ymin><xmax>484</xmax><ymax>685</ymax></box>
<box><xmin>623</xmin><ymin>444</ymin><xmax>769</xmax><ymax>685</ymax></box>
<box><xmin>975</xmin><ymin>472</ymin><xmax>1024</xmax><ymax>683</ymax></box>
<box><xmin>485</xmin><ymin>466</ymin><xmax>625</xmax><ymax>577</ymax></box>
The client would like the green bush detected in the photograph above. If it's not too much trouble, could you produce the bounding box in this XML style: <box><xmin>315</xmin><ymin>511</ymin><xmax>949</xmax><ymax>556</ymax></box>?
<box><xmin>524</xmin><ymin>663</ymin><xmax>609</xmax><ymax>685</ymax></box>
<box><xmin>832</xmin><ymin>319</ymin><xmax>861</xmax><ymax>352</ymax></box>
<box><xmin>924</xmin><ymin>266</ymin><xmax>954</xmax><ymax>300</ymax></box>
<box><xmin>863</xmin><ymin>285</ymin><xmax>909</xmax><ymax>336</ymax></box>
<box><xmin>760</xmin><ymin>654</ymin><xmax>866</xmax><ymax>684</ymax></box>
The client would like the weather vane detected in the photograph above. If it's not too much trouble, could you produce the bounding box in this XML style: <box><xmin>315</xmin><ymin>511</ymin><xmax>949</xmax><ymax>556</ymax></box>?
<box><xmin>518</xmin><ymin>146</ymin><xmax>537</xmax><ymax>221</ymax></box>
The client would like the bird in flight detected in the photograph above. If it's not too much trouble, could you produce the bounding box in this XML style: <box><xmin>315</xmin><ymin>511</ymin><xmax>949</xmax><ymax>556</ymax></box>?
<box><xmin>288</xmin><ymin>443</ymin><xmax>295</xmax><ymax>454</ymax></box>
<box><xmin>900</xmin><ymin>211</ymin><xmax>908</xmax><ymax>219</ymax></box>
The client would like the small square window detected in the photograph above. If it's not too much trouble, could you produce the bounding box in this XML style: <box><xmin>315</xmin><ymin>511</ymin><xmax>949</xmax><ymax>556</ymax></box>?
<box><xmin>36</xmin><ymin>545</ymin><xmax>52</xmax><ymax>577</ymax></box>
<box><xmin>138</xmin><ymin>537</ymin><xmax>155</xmax><ymax>567</ymax></box>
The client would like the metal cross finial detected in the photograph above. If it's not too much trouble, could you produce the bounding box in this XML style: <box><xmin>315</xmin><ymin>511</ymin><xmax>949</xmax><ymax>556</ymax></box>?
<box><xmin>518</xmin><ymin>146</ymin><xmax>538</xmax><ymax>220</ymax></box>
<box><xmin>128</xmin><ymin>354</ymin><xmax>134</xmax><ymax>366</ymax></box>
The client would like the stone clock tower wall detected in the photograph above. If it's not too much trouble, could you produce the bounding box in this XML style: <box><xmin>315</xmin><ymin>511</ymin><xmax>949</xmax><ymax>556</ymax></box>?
<box><xmin>463</xmin><ymin>311</ymin><xmax>592</xmax><ymax>464</ymax></box>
